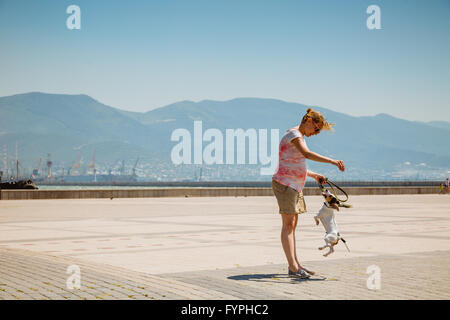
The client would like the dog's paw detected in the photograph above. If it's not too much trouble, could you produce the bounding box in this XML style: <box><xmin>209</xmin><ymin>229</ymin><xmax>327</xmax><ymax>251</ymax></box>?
<box><xmin>314</xmin><ymin>217</ymin><xmax>320</xmax><ymax>226</ymax></box>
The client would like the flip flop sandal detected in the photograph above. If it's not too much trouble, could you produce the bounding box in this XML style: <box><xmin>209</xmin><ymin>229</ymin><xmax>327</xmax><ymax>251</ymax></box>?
<box><xmin>288</xmin><ymin>269</ymin><xmax>311</xmax><ymax>279</ymax></box>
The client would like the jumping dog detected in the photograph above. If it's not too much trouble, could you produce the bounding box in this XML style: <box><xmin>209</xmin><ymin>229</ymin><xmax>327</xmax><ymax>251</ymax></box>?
<box><xmin>314</xmin><ymin>180</ymin><xmax>351</xmax><ymax>257</ymax></box>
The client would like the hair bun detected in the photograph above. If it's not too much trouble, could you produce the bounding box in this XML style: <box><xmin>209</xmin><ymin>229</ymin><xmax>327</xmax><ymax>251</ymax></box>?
<box><xmin>306</xmin><ymin>108</ymin><xmax>312</xmax><ymax>113</ymax></box>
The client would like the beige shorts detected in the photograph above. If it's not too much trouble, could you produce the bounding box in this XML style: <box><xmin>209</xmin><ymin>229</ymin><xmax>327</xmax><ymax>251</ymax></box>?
<box><xmin>272</xmin><ymin>179</ymin><xmax>307</xmax><ymax>214</ymax></box>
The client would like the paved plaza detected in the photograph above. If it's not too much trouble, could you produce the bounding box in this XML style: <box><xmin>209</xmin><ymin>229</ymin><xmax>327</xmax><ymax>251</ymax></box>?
<box><xmin>0</xmin><ymin>194</ymin><xmax>449</xmax><ymax>299</ymax></box>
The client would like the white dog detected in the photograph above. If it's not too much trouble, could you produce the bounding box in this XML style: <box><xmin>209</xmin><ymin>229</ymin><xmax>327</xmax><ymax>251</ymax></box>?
<box><xmin>314</xmin><ymin>186</ymin><xmax>351</xmax><ymax>257</ymax></box>
<box><xmin>314</xmin><ymin>204</ymin><xmax>341</xmax><ymax>257</ymax></box>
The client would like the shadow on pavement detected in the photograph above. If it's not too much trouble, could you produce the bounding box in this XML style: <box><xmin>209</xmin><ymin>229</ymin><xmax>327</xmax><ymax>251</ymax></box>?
<box><xmin>227</xmin><ymin>273</ymin><xmax>328</xmax><ymax>283</ymax></box>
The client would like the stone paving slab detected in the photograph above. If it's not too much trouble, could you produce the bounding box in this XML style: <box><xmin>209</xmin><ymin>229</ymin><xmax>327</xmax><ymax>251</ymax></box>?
<box><xmin>0</xmin><ymin>194</ymin><xmax>449</xmax><ymax>300</ymax></box>
<box><xmin>0</xmin><ymin>247</ymin><xmax>239</xmax><ymax>300</ymax></box>
<box><xmin>163</xmin><ymin>250</ymin><xmax>450</xmax><ymax>300</ymax></box>
<box><xmin>1</xmin><ymin>195</ymin><xmax>449</xmax><ymax>275</ymax></box>
<box><xmin>1</xmin><ymin>246</ymin><xmax>448</xmax><ymax>300</ymax></box>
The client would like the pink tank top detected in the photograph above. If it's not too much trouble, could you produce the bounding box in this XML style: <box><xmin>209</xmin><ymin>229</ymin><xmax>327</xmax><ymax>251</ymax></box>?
<box><xmin>272</xmin><ymin>127</ymin><xmax>308</xmax><ymax>192</ymax></box>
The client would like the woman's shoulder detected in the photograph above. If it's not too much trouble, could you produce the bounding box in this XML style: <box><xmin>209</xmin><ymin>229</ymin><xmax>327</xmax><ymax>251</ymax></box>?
<box><xmin>284</xmin><ymin>127</ymin><xmax>303</xmax><ymax>139</ymax></box>
<box><xmin>285</xmin><ymin>127</ymin><xmax>299</xmax><ymax>133</ymax></box>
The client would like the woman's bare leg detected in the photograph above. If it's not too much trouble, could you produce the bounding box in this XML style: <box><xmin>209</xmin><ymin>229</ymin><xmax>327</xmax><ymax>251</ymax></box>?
<box><xmin>280</xmin><ymin>214</ymin><xmax>299</xmax><ymax>272</ymax></box>
<box><xmin>292</xmin><ymin>215</ymin><xmax>315</xmax><ymax>275</ymax></box>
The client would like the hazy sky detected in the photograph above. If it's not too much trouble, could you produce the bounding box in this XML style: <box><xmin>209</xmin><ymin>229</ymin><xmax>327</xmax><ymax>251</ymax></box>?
<box><xmin>0</xmin><ymin>0</ymin><xmax>449</xmax><ymax>121</ymax></box>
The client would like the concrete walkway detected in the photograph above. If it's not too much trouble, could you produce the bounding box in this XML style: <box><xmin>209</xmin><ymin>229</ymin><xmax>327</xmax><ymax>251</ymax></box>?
<box><xmin>0</xmin><ymin>194</ymin><xmax>449</xmax><ymax>299</ymax></box>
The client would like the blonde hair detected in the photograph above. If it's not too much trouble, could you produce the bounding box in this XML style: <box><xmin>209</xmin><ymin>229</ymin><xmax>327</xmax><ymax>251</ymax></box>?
<box><xmin>301</xmin><ymin>108</ymin><xmax>335</xmax><ymax>131</ymax></box>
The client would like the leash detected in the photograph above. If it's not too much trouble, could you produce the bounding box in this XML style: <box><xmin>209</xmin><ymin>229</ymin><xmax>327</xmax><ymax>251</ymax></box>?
<box><xmin>323</xmin><ymin>179</ymin><xmax>349</xmax><ymax>203</ymax></box>
<box><xmin>319</xmin><ymin>178</ymin><xmax>352</xmax><ymax>208</ymax></box>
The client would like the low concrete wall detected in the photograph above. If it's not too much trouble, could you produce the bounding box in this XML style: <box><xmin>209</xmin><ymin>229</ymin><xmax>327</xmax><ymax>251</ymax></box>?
<box><xmin>36</xmin><ymin>180</ymin><xmax>443</xmax><ymax>187</ymax></box>
<box><xmin>0</xmin><ymin>186</ymin><xmax>440</xmax><ymax>200</ymax></box>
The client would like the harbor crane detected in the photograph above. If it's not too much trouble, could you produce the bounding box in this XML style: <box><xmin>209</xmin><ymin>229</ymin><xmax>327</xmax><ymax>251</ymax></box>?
<box><xmin>86</xmin><ymin>149</ymin><xmax>97</xmax><ymax>181</ymax></box>
<box><xmin>46</xmin><ymin>153</ymin><xmax>52</xmax><ymax>178</ymax></box>
<box><xmin>72</xmin><ymin>148</ymin><xmax>82</xmax><ymax>175</ymax></box>
<box><xmin>32</xmin><ymin>158</ymin><xmax>43</xmax><ymax>178</ymax></box>
<box><xmin>87</xmin><ymin>149</ymin><xmax>96</xmax><ymax>174</ymax></box>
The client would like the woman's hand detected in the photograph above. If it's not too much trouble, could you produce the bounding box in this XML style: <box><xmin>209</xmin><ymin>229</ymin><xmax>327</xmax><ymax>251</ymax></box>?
<box><xmin>333</xmin><ymin>160</ymin><xmax>345</xmax><ymax>172</ymax></box>
<box><xmin>313</xmin><ymin>173</ymin><xmax>327</xmax><ymax>184</ymax></box>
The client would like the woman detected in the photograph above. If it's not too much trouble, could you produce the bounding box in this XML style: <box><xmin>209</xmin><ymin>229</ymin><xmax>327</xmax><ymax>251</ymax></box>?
<box><xmin>272</xmin><ymin>108</ymin><xmax>345</xmax><ymax>278</ymax></box>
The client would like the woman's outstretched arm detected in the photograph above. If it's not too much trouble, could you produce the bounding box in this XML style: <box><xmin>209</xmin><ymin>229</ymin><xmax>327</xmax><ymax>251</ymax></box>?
<box><xmin>291</xmin><ymin>137</ymin><xmax>345</xmax><ymax>172</ymax></box>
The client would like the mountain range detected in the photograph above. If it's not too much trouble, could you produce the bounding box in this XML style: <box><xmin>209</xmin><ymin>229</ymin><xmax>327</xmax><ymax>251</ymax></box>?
<box><xmin>0</xmin><ymin>92</ymin><xmax>449</xmax><ymax>180</ymax></box>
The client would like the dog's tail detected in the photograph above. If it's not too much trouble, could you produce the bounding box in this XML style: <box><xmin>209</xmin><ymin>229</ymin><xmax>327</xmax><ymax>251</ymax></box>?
<box><xmin>340</xmin><ymin>237</ymin><xmax>351</xmax><ymax>252</ymax></box>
